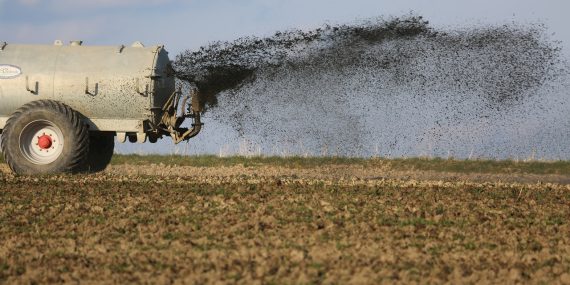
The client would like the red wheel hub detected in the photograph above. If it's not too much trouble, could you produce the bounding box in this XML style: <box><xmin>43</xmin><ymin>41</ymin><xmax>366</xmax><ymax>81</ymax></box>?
<box><xmin>37</xmin><ymin>135</ymin><xmax>53</xmax><ymax>149</ymax></box>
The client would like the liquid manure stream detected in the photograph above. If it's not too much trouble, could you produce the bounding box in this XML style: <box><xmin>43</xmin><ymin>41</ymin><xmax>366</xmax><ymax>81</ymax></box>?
<box><xmin>174</xmin><ymin>15</ymin><xmax>570</xmax><ymax>159</ymax></box>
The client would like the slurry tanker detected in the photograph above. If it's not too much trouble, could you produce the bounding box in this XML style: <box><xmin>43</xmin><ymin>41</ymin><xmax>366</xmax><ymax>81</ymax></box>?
<box><xmin>0</xmin><ymin>41</ymin><xmax>202</xmax><ymax>174</ymax></box>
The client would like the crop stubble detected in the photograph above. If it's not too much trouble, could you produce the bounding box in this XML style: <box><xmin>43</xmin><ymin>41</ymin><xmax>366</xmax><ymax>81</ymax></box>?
<box><xmin>0</xmin><ymin>162</ymin><xmax>569</xmax><ymax>284</ymax></box>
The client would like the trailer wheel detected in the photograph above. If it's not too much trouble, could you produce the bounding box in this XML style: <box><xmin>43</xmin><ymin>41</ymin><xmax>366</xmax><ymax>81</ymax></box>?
<box><xmin>1</xmin><ymin>100</ymin><xmax>89</xmax><ymax>175</ymax></box>
<box><xmin>83</xmin><ymin>134</ymin><xmax>115</xmax><ymax>172</ymax></box>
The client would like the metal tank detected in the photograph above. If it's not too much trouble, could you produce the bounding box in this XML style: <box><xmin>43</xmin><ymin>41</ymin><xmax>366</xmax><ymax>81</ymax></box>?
<box><xmin>0</xmin><ymin>41</ymin><xmax>202</xmax><ymax>174</ymax></box>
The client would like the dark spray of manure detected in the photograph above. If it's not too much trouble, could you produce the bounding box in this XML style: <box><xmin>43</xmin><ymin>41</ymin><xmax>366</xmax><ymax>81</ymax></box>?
<box><xmin>174</xmin><ymin>16</ymin><xmax>570</xmax><ymax>159</ymax></box>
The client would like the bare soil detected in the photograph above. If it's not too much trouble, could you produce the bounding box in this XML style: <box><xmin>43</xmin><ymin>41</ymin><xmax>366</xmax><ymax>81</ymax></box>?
<box><xmin>0</xmin><ymin>161</ymin><xmax>569</xmax><ymax>284</ymax></box>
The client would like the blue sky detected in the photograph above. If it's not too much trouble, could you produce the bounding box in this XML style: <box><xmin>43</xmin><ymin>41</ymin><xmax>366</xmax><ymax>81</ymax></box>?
<box><xmin>1</xmin><ymin>0</ymin><xmax>570</xmax><ymax>55</ymax></box>
<box><xmin>2</xmin><ymin>0</ymin><xmax>570</xmax><ymax>156</ymax></box>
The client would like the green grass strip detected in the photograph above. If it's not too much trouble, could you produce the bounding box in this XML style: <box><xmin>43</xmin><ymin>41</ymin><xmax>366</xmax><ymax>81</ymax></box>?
<box><xmin>109</xmin><ymin>154</ymin><xmax>570</xmax><ymax>175</ymax></box>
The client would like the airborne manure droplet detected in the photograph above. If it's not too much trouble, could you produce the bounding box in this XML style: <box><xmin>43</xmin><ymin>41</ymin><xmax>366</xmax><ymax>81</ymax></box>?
<box><xmin>174</xmin><ymin>16</ymin><xmax>433</xmax><ymax>109</ymax></box>
<box><xmin>174</xmin><ymin>15</ymin><xmax>569</xmax><ymax>158</ymax></box>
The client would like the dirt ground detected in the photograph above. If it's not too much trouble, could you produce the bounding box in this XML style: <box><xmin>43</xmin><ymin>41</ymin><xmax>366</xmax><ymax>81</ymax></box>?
<box><xmin>1</xmin><ymin>162</ymin><xmax>569</xmax><ymax>284</ymax></box>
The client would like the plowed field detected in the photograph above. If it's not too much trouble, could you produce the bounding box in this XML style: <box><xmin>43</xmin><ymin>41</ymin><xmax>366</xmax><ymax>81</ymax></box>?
<box><xmin>1</xmin><ymin>156</ymin><xmax>569</xmax><ymax>284</ymax></box>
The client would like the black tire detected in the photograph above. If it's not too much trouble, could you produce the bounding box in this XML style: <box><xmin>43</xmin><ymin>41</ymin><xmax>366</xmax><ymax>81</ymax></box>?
<box><xmin>83</xmin><ymin>134</ymin><xmax>115</xmax><ymax>172</ymax></box>
<box><xmin>1</xmin><ymin>100</ymin><xmax>89</xmax><ymax>175</ymax></box>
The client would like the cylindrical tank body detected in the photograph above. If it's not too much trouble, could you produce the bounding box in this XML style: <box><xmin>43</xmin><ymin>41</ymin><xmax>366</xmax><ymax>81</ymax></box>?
<box><xmin>0</xmin><ymin>41</ymin><xmax>175</xmax><ymax>132</ymax></box>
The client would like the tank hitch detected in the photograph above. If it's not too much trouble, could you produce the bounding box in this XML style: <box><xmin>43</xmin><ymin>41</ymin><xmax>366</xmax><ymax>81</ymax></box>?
<box><xmin>159</xmin><ymin>88</ymin><xmax>203</xmax><ymax>144</ymax></box>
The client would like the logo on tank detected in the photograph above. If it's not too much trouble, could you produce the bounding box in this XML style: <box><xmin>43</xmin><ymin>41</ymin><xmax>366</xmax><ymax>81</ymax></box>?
<box><xmin>0</xmin><ymin>64</ymin><xmax>22</xmax><ymax>79</ymax></box>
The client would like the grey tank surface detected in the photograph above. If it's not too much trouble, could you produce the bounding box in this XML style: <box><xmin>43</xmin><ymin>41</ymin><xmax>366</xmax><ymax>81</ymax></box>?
<box><xmin>0</xmin><ymin>41</ymin><xmax>175</xmax><ymax>134</ymax></box>
<box><xmin>0</xmin><ymin>41</ymin><xmax>202</xmax><ymax>174</ymax></box>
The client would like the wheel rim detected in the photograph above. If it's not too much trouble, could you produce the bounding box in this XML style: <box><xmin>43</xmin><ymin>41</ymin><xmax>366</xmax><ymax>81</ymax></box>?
<box><xmin>19</xmin><ymin>120</ymin><xmax>65</xmax><ymax>165</ymax></box>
